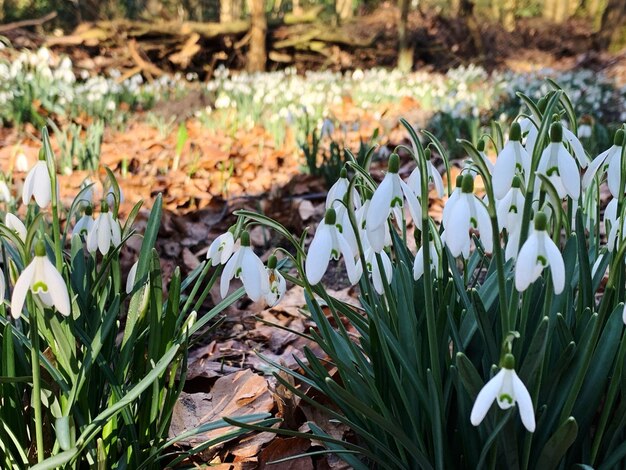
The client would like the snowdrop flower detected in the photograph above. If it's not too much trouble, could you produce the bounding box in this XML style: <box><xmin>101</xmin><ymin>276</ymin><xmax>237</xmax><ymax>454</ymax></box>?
<box><xmin>206</xmin><ymin>231</ymin><xmax>236</xmax><ymax>266</ymax></box>
<box><xmin>413</xmin><ymin>236</ymin><xmax>441</xmax><ymax>280</ymax></box>
<box><xmin>496</xmin><ymin>176</ymin><xmax>526</xmax><ymax>260</ymax></box>
<box><xmin>442</xmin><ymin>174</ymin><xmax>464</xmax><ymax>229</ymax></box>
<box><xmin>604</xmin><ymin>199</ymin><xmax>626</xmax><ymax>252</ymax></box>
<box><xmin>5</xmin><ymin>213</ymin><xmax>27</xmax><ymax>242</ymax></box>
<box><xmin>306</xmin><ymin>208</ymin><xmax>361</xmax><ymax>285</ymax></box>
<box><xmin>126</xmin><ymin>260</ymin><xmax>138</xmax><ymax>294</ymax></box>
<box><xmin>0</xmin><ymin>179</ymin><xmax>11</xmax><ymax>202</ymax></box>
<box><xmin>366</xmin><ymin>154</ymin><xmax>422</xmax><ymax>252</ymax></box>
<box><xmin>364</xmin><ymin>247</ymin><xmax>392</xmax><ymax>295</ymax></box>
<box><xmin>72</xmin><ymin>206</ymin><xmax>95</xmax><ymax>239</ymax></box>
<box><xmin>86</xmin><ymin>202</ymin><xmax>121</xmax><ymax>255</ymax></box>
<box><xmin>15</xmin><ymin>152</ymin><xmax>29</xmax><ymax>172</ymax></box>
<box><xmin>265</xmin><ymin>255</ymin><xmax>286</xmax><ymax>307</ymax></box>
<box><xmin>519</xmin><ymin>116</ymin><xmax>539</xmax><ymax>156</ymax></box>
<box><xmin>536</xmin><ymin>123</ymin><xmax>580</xmax><ymax>200</ymax></box>
<box><xmin>578</xmin><ymin>124</ymin><xmax>592</xmax><ymax>139</ymax></box>
<box><xmin>492</xmin><ymin>123</ymin><xmax>531</xmax><ymax>199</ymax></box>
<box><xmin>470</xmin><ymin>354</ymin><xmax>535</xmax><ymax>432</ymax></box>
<box><xmin>515</xmin><ymin>211</ymin><xmax>565</xmax><ymax>294</ymax></box>
<box><xmin>582</xmin><ymin>130</ymin><xmax>624</xmax><ymax>196</ymax></box>
<box><xmin>562</xmin><ymin>126</ymin><xmax>588</xmax><ymax>169</ymax></box>
<box><xmin>326</xmin><ymin>167</ymin><xmax>361</xmax><ymax>212</ymax></box>
<box><xmin>220</xmin><ymin>230</ymin><xmax>269</xmax><ymax>302</ymax></box>
<box><xmin>444</xmin><ymin>174</ymin><xmax>493</xmax><ymax>258</ymax></box>
<box><xmin>406</xmin><ymin>149</ymin><xmax>445</xmax><ymax>199</ymax></box>
<box><xmin>22</xmin><ymin>157</ymin><xmax>52</xmax><ymax>208</ymax></box>
<box><xmin>11</xmin><ymin>240</ymin><xmax>70</xmax><ymax>319</ymax></box>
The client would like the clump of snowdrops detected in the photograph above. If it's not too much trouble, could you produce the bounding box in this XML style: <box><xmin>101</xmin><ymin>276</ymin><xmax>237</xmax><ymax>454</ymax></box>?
<box><xmin>216</xmin><ymin>85</ymin><xmax>626</xmax><ymax>468</ymax></box>
<box><xmin>0</xmin><ymin>129</ymin><xmax>275</xmax><ymax>468</ymax></box>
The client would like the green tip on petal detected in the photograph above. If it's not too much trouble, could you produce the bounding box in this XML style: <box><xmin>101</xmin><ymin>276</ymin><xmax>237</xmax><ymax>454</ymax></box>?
<box><xmin>100</xmin><ymin>200</ymin><xmax>109</xmax><ymax>213</ymax></box>
<box><xmin>461</xmin><ymin>174</ymin><xmax>474</xmax><ymax>193</ymax></box>
<box><xmin>549</xmin><ymin>122</ymin><xmax>563</xmax><ymax>143</ymax></box>
<box><xmin>511</xmin><ymin>175</ymin><xmax>522</xmax><ymax>189</ymax></box>
<box><xmin>324</xmin><ymin>208</ymin><xmax>337</xmax><ymax>225</ymax></box>
<box><xmin>340</xmin><ymin>167</ymin><xmax>348</xmax><ymax>179</ymax></box>
<box><xmin>501</xmin><ymin>353</ymin><xmax>515</xmax><ymax>370</ymax></box>
<box><xmin>388</xmin><ymin>153</ymin><xmax>400</xmax><ymax>174</ymax></box>
<box><xmin>510</xmin><ymin>122</ymin><xmax>522</xmax><ymax>141</ymax></box>
<box><xmin>534</xmin><ymin>211</ymin><xmax>548</xmax><ymax>231</ymax></box>
<box><xmin>476</xmin><ymin>139</ymin><xmax>485</xmax><ymax>152</ymax></box>
<box><xmin>240</xmin><ymin>230</ymin><xmax>251</xmax><ymax>247</ymax></box>
<box><xmin>268</xmin><ymin>255</ymin><xmax>277</xmax><ymax>269</ymax></box>
<box><xmin>34</xmin><ymin>239</ymin><xmax>46</xmax><ymax>257</ymax></box>
<box><xmin>614</xmin><ymin>129</ymin><xmax>624</xmax><ymax>146</ymax></box>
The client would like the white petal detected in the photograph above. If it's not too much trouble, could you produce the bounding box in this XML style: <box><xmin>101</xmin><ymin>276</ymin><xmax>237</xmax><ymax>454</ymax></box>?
<box><xmin>32</xmin><ymin>163</ymin><xmax>52</xmax><ymax>208</ymax></box>
<box><xmin>240</xmin><ymin>248</ymin><xmax>266</xmax><ymax>301</ymax></box>
<box><xmin>86</xmin><ymin>218</ymin><xmax>100</xmax><ymax>253</ymax></box>
<box><xmin>400</xmin><ymin>179</ymin><xmax>422</xmax><ymax>230</ymax></box>
<box><xmin>512</xmin><ymin>370</ymin><xmax>536</xmax><ymax>432</ymax></box>
<box><xmin>493</xmin><ymin>142</ymin><xmax>517</xmax><ymax>199</ymax></box>
<box><xmin>428</xmin><ymin>161</ymin><xmax>445</xmax><ymax>198</ymax></box>
<box><xmin>515</xmin><ymin>233</ymin><xmax>540</xmax><ymax>292</ymax></box>
<box><xmin>543</xmin><ymin>235</ymin><xmax>565</xmax><ymax>294</ymax></box>
<box><xmin>10</xmin><ymin>262</ymin><xmax>35</xmax><ymax>319</ymax></box>
<box><xmin>367</xmin><ymin>218</ymin><xmax>389</xmax><ymax>253</ymax></box>
<box><xmin>6</xmin><ymin>213</ymin><xmax>27</xmax><ymax>242</ymax></box>
<box><xmin>607</xmin><ymin>149</ymin><xmax>623</xmax><ymax>198</ymax></box>
<box><xmin>582</xmin><ymin>147</ymin><xmax>610</xmax><ymax>189</ymax></box>
<box><xmin>220</xmin><ymin>249</ymin><xmax>241</xmax><ymax>298</ymax></box>
<box><xmin>474</xmin><ymin>200</ymin><xmax>493</xmax><ymax>253</ymax></box>
<box><xmin>413</xmin><ymin>246</ymin><xmax>425</xmax><ymax>280</ymax></box>
<box><xmin>445</xmin><ymin>196</ymin><xmax>471</xmax><ymax>258</ymax></box>
<box><xmin>557</xmin><ymin>146</ymin><xmax>580</xmax><ymax>200</ymax></box>
<box><xmin>471</xmin><ymin>369</ymin><xmax>506</xmax><ymax>426</ymax></box>
<box><xmin>563</xmin><ymin>127</ymin><xmax>588</xmax><ymax>168</ymax></box>
<box><xmin>366</xmin><ymin>173</ymin><xmax>393</xmax><ymax>231</ymax></box>
<box><xmin>337</xmin><ymin>231</ymin><xmax>360</xmax><ymax>285</ymax></box>
<box><xmin>109</xmin><ymin>214</ymin><xmax>121</xmax><ymax>247</ymax></box>
<box><xmin>21</xmin><ymin>163</ymin><xmax>37</xmax><ymax>205</ymax></box>
<box><xmin>442</xmin><ymin>189</ymin><xmax>460</xmax><ymax>228</ymax></box>
<box><xmin>306</xmin><ymin>224</ymin><xmax>333</xmax><ymax>285</ymax></box>
<box><xmin>98</xmin><ymin>215</ymin><xmax>111</xmax><ymax>255</ymax></box>
<box><xmin>126</xmin><ymin>261</ymin><xmax>138</xmax><ymax>294</ymax></box>
<box><xmin>42</xmin><ymin>257</ymin><xmax>70</xmax><ymax>316</ymax></box>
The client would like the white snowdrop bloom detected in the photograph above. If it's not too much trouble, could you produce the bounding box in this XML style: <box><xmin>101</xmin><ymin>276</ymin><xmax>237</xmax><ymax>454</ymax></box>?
<box><xmin>582</xmin><ymin>130</ymin><xmax>624</xmax><ymax>196</ymax></box>
<box><xmin>126</xmin><ymin>260</ymin><xmax>138</xmax><ymax>294</ymax></box>
<box><xmin>0</xmin><ymin>179</ymin><xmax>11</xmax><ymax>202</ymax></box>
<box><xmin>536</xmin><ymin>123</ymin><xmax>580</xmax><ymax>200</ymax></box>
<box><xmin>220</xmin><ymin>230</ymin><xmax>270</xmax><ymax>302</ymax></box>
<box><xmin>364</xmin><ymin>246</ymin><xmax>392</xmax><ymax>295</ymax></box>
<box><xmin>72</xmin><ymin>207</ymin><xmax>95</xmax><ymax>239</ymax></box>
<box><xmin>306</xmin><ymin>208</ymin><xmax>361</xmax><ymax>286</ymax></box>
<box><xmin>406</xmin><ymin>151</ymin><xmax>445</xmax><ymax>199</ymax></box>
<box><xmin>413</xmin><ymin>238</ymin><xmax>441</xmax><ymax>280</ymax></box>
<box><xmin>22</xmin><ymin>159</ymin><xmax>52</xmax><ymax>208</ymax></box>
<box><xmin>578</xmin><ymin>124</ymin><xmax>592</xmax><ymax>139</ymax></box>
<box><xmin>5</xmin><ymin>213</ymin><xmax>27</xmax><ymax>242</ymax></box>
<box><xmin>366</xmin><ymin>154</ymin><xmax>422</xmax><ymax>252</ymax></box>
<box><xmin>496</xmin><ymin>176</ymin><xmax>526</xmax><ymax>260</ymax></box>
<box><xmin>470</xmin><ymin>354</ymin><xmax>535</xmax><ymax>433</ymax></box>
<box><xmin>562</xmin><ymin>126</ymin><xmax>588</xmax><ymax>168</ymax></box>
<box><xmin>264</xmin><ymin>255</ymin><xmax>287</xmax><ymax>307</ymax></box>
<box><xmin>515</xmin><ymin>212</ymin><xmax>565</xmax><ymax>294</ymax></box>
<box><xmin>11</xmin><ymin>241</ymin><xmax>70</xmax><ymax>319</ymax></box>
<box><xmin>519</xmin><ymin>116</ymin><xmax>539</xmax><ymax>156</ymax></box>
<box><xmin>604</xmin><ymin>199</ymin><xmax>626</xmax><ymax>252</ymax></box>
<box><xmin>206</xmin><ymin>231</ymin><xmax>236</xmax><ymax>267</ymax></box>
<box><xmin>492</xmin><ymin>123</ymin><xmax>531</xmax><ymax>199</ymax></box>
<box><xmin>15</xmin><ymin>152</ymin><xmax>29</xmax><ymax>172</ymax></box>
<box><xmin>442</xmin><ymin>174</ymin><xmax>464</xmax><ymax>229</ymax></box>
<box><xmin>325</xmin><ymin>168</ymin><xmax>361</xmax><ymax>211</ymax></box>
<box><xmin>86</xmin><ymin>204</ymin><xmax>121</xmax><ymax>255</ymax></box>
<box><xmin>444</xmin><ymin>174</ymin><xmax>493</xmax><ymax>258</ymax></box>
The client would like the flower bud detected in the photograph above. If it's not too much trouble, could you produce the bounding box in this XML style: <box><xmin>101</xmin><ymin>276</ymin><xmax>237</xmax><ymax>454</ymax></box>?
<box><xmin>461</xmin><ymin>174</ymin><xmax>474</xmax><ymax>193</ymax></box>
<box><xmin>549</xmin><ymin>122</ymin><xmax>563</xmax><ymax>143</ymax></box>
<box><xmin>240</xmin><ymin>230</ymin><xmax>251</xmax><ymax>247</ymax></box>
<box><xmin>324</xmin><ymin>208</ymin><xmax>337</xmax><ymax>225</ymax></box>
<box><xmin>509</xmin><ymin>122</ymin><xmax>522</xmax><ymax>142</ymax></box>
<box><xmin>388</xmin><ymin>153</ymin><xmax>399</xmax><ymax>174</ymax></box>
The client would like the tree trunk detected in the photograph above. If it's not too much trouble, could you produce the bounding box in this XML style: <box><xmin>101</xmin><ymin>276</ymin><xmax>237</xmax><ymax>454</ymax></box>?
<box><xmin>397</xmin><ymin>0</ymin><xmax>413</xmax><ymax>71</ymax></box>
<box><xmin>248</xmin><ymin>0</ymin><xmax>267</xmax><ymax>72</ymax></box>
<box><xmin>220</xmin><ymin>0</ymin><xmax>243</xmax><ymax>23</ymax></box>
<box><xmin>594</xmin><ymin>0</ymin><xmax>626</xmax><ymax>49</ymax></box>
<box><xmin>336</xmin><ymin>0</ymin><xmax>353</xmax><ymax>22</ymax></box>
<box><xmin>502</xmin><ymin>0</ymin><xmax>516</xmax><ymax>32</ymax></box>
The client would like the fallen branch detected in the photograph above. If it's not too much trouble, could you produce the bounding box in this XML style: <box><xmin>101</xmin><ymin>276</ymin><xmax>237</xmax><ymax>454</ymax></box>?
<box><xmin>0</xmin><ymin>11</ymin><xmax>57</xmax><ymax>33</ymax></box>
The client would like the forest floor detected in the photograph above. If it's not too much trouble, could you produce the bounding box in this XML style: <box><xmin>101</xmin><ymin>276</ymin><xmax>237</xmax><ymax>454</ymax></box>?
<box><xmin>1</xmin><ymin>7</ymin><xmax>625</xmax><ymax>467</ymax></box>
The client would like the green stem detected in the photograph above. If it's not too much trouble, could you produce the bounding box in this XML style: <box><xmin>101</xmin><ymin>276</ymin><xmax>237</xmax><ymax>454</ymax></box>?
<box><xmin>28</xmin><ymin>296</ymin><xmax>45</xmax><ymax>463</ymax></box>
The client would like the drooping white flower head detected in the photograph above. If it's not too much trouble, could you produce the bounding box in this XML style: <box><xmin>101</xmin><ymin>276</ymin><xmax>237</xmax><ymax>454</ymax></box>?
<box><xmin>11</xmin><ymin>240</ymin><xmax>70</xmax><ymax>319</ymax></box>
<box><xmin>72</xmin><ymin>205</ymin><xmax>95</xmax><ymax>240</ymax></box>
<box><xmin>306</xmin><ymin>208</ymin><xmax>362</xmax><ymax>286</ymax></box>
<box><xmin>442</xmin><ymin>174</ymin><xmax>464</xmax><ymax>229</ymax></box>
<box><xmin>126</xmin><ymin>260</ymin><xmax>139</xmax><ymax>294</ymax></box>
<box><xmin>15</xmin><ymin>152</ymin><xmax>29</xmax><ymax>173</ymax></box>
<box><xmin>578</xmin><ymin>123</ymin><xmax>592</xmax><ymax>139</ymax></box>
<box><xmin>406</xmin><ymin>149</ymin><xmax>445</xmax><ymax>199</ymax></box>
<box><xmin>326</xmin><ymin>167</ymin><xmax>361</xmax><ymax>212</ymax></box>
<box><xmin>0</xmin><ymin>179</ymin><xmax>12</xmax><ymax>202</ymax></box>
<box><xmin>470</xmin><ymin>354</ymin><xmax>535</xmax><ymax>432</ymax></box>
<box><xmin>22</xmin><ymin>158</ymin><xmax>52</xmax><ymax>208</ymax></box>
<box><xmin>536</xmin><ymin>123</ymin><xmax>580</xmax><ymax>200</ymax></box>
<box><xmin>582</xmin><ymin>129</ymin><xmax>624</xmax><ymax>197</ymax></box>
<box><xmin>206</xmin><ymin>231</ymin><xmax>236</xmax><ymax>267</ymax></box>
<box><xmin>366</xmin><ymin>154</ymin><xmax>422</xmax><ymax>253</ymax></box>
<box><xmin>220</xmin><ymin>230</ymin><xmax>270</xmax><ymax>302</ymax></box>
<box><xmin>5</xmin><ymin>213</ymin><xmax>27</xmax><ymax>242</ymax></box>
<box><xmin>86</xmin><ymin>202</ymin><xmax>122</xmax><ymax>256</ymax></box>
<box><xmin>514</xmin><ymin>211</ymin><xmax>565</xmax><ymax>294</ymax></box>
<box><xmin>443</xmin><ymin>174</ymin><xmax>493</xmax><ymax>259</ymax></box>
<box><xmin>413</xmin><ymin>237</ymin><xmax>441</xmax><ymax>281</ymax></box>
<box><xmin>496</xmin><ymin>176</ymin><xmax>526</xmax><ymax>260</ymax></box>
<box><xmin>264</xmin><ymin>255</ymin><xmax>287</xmax><ymax>307</ymax></box>
<box><xmin>492</xmin><ymin>123</ymin><xmax>531</xmax><ymax>199</ymax></box>
<box><xmin>364</xmin><ymin>246</ymin><xmax>392</xmax><ymax>295</ymax></box>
